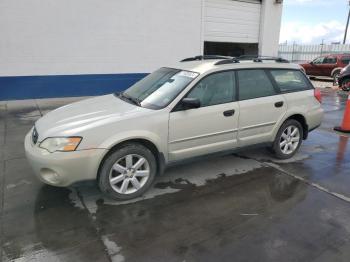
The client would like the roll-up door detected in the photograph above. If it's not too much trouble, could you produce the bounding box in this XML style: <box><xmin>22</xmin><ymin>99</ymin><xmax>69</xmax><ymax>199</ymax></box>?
<box><xmin>204</xmin><ymin>0</ymin><xmax>261</xmax><ymax>43</ymax></box>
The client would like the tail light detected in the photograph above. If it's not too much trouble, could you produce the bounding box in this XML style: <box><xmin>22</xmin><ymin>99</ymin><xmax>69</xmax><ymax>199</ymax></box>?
<box><xmin>314</xmin><ymin>88</ymin><xmax>322</xmax><ymax>103</ymax></box>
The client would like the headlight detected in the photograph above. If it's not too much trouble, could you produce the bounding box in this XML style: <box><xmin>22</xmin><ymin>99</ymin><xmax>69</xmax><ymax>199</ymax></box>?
<box><xmin>39</xmin><ymin>137</ymin><xmax>82</xmax><ymax>153</ymax></box>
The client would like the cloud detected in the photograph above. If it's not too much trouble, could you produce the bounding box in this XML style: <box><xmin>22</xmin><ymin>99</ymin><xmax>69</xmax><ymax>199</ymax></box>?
<box><xmin>284</xmin><ymin>0</ymin><xmax>344</xmax><ymax>6</ymax></box>
<box><xmin>293</xmin><ymin>0</ymin><xmax>313</xmax><ymax>3</ymax></box>
<box><xmin>279</xmin><ymin>20</ymin><xmax>346</xmax><ymax>44</ymax></box>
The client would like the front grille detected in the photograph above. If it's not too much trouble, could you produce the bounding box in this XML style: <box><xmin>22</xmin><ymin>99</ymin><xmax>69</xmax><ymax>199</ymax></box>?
<box><xmin>32</xmin><ymin>127</ymin><xmax>38</xmax><ymax>144</ymax></box>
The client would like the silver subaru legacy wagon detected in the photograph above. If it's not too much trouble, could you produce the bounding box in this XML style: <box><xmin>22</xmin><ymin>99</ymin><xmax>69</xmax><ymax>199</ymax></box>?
<box><xmin>25</xmin><ymin>56</ymin><xmax>323</xmax><ymax>200</ymax></box>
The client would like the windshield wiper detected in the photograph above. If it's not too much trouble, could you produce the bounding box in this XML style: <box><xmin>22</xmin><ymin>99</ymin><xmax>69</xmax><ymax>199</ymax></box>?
<box><xmin>118</xmin><ymin>92</ymin><xmax>141</xmax><ymax>106</ymax></box>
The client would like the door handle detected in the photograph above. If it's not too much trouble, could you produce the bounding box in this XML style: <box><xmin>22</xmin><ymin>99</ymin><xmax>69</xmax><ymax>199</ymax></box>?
<box><xmin>274</xmin><ymin>101</ymin><xmax>284</xmax><ymax>108</ymax></box>
<box><xmin>223</xmin><ymin>109</ymin><xmax>235</xmax><ymax>117</ymax></box>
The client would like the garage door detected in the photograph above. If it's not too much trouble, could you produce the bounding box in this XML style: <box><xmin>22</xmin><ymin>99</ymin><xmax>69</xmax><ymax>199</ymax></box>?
<box><xmin>204</xmin><ymin>0</ymin><xmax>261</xmax><ymax>43</ymax></box>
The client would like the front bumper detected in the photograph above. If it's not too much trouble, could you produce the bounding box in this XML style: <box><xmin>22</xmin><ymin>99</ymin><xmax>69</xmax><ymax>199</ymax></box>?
<box><xmin>24</xmin><ymin>131</ymin><xmax>107</xmax><ymax>187</ymax></box>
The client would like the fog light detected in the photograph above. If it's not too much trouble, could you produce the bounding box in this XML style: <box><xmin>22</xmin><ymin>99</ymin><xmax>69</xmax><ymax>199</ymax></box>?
<box><xmin>40</xmin><ymin>168</ymin><xmax>61</xmax><ymax>184</ymax></box>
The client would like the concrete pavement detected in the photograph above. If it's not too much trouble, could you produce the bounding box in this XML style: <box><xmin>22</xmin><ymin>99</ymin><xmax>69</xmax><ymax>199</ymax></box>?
<box><xmin>1</xmin><ymin>89</ymin><xmax>350</xmax><ymax>262</ymax></box>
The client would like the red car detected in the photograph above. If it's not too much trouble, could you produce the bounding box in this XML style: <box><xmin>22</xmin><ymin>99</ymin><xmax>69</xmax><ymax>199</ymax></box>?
<box><xmin>300</xmin><ymin>54</ymin><xmax>350</xmax><ymax>83</ymax></box>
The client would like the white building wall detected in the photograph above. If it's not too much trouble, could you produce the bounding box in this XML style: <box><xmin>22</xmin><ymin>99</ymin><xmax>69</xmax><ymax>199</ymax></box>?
<box><xmin>0</xmin><ymin>0</ymin><xmax>283</xmax><ymax>77</ymax></box>
<box><xmin>0</xmin><ymin>0</ymin><xmax>203</xmax><ymax>76</ymax></box>
<box><xmin>259</xmin><ymin>0</ymin><xmax>283</xmax><ymax>56</ymax></box>
<box><xmin>203</xmin><ymin>0</ymin><xmax>261</xmax><ymax>43</ymax></box>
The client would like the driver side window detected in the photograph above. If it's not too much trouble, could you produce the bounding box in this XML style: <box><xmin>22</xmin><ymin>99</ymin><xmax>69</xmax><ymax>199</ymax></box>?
<box><xmin>313</xmin><ymin>57</ymin><xmax>325</xmax><ymax>64</ymax></box>
<box><xmin>186</xmin><ymin>71</ymin><xmax>236</xmax><ymax>107</ymax></box>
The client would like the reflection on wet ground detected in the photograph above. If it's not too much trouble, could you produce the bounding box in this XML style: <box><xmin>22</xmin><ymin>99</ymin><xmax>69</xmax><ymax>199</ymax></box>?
<box><xmin>1</xmin><ymin>89</ymin><xmax>350</xmax><ymax>261</ymax></box>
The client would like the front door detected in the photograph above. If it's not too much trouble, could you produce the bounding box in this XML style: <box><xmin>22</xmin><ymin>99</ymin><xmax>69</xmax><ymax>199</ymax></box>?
<box><xmin>308</xmin><ymin>56</ymin><xmax>325</xmax><ymax>76</ymax></box>
<box><xmin>236</xmin><ymin>69</ymin><xmax>287</xmax><ymax>146</ymax></box>
<box><xmin>168</xmin><ymin>70</ymin><xmax>239</xmax><ymax>161</ymax></box>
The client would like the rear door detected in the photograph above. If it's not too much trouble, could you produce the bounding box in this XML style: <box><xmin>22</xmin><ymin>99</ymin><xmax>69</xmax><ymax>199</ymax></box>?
<box><xmin>321</xmin><ymin>56</ymin><xmax>337</xmax><ymax>77</ymax></box>
<box><xmin>269</xmin><ymin>68</ymin><xmax>317</xmax><ymax>127</ymax></box>
<box><xmin>237</xmin><ymin>69</ymin><xmax>287</xmax><ymax>146</ymax></box>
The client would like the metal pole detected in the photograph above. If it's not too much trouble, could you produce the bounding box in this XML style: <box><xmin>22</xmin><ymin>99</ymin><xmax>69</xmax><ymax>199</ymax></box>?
<box><xmin>343</xmin><ymin>1</ymin><xmax>350</xmax><ymax>44</ymax></box>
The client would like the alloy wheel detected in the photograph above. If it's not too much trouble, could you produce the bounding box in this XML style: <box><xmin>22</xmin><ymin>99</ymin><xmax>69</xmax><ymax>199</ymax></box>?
<box><xmin>279</xmin><ymin>125</ymin><xmax>300</xmax><ymax>155</ymax></box>
<box><xmin>333</xmin><ymin>73</ymin><xmax>340</xmax><ymax>86</ymax></box>
<box><xmin>109</xmin><ymin>154</ymin><xmax>150</xmax><ymax>194</ymax></box>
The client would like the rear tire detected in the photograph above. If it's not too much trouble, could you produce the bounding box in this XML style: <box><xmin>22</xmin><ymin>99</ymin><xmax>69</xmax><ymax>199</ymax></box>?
<box><xmin>333</xmin><ymin>71</ymin><xmax>340</xmax><ymax>86</ymax></box>
<box><xmin>272</xmin><ymin>120</ymin><xmax>303</xmax><ymax>160</ymax></box>
<box><xmin>98</xmin><ymin>143</ymin><xmax>157</xmax><ymax>200</ymax></box>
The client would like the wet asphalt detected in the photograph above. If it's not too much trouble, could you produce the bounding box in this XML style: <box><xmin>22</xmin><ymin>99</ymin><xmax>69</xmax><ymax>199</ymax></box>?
<box><xmin>1</xmin><ymin>87</ymin><xmax>350</xmax><ymax>262</ymax></box>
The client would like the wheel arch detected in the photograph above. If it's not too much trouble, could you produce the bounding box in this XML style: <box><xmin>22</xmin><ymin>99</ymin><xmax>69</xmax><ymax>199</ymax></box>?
<box><xmin>285</xmin><ymin>114</ymin><xmax>308</xmax><ymax>140</ymax></box>
<box><xmin>331</xmin><ymin>67</ymin><xmax>343</xmax><ymax>77</ymax></box>
<box><xmin>97</xmin><ymin>138</ymin><xmax>166</xmax><ymax>183</ymax></box>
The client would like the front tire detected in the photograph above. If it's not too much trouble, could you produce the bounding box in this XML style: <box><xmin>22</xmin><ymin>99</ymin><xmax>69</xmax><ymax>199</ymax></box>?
<box><xmin>341</xmin><ymin>78</ymin><xmax>350</xmax><ymax>91</ymax></box>
<box><xmin>272</xmin><ymin>120</ymin><xmax>303</xmax><ymax>159</ymax></box>
<box><xmin>98</xmin><ymin>143</ymin><xmax>157</xmax><ymax>200</ymax></box>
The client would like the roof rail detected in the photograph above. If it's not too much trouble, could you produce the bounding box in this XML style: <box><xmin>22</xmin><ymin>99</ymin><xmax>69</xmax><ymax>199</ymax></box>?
<box><xmin>253</xmin><ymin>56</ymin><xmax>289</xmax><ymax>63</ymax></box>
<box><xmin>181</xmin><ymin>55</ymin><xmax>289</xmax><ymax>64</ymax></box>
<box><xmin>180</xmin><ymin>55</ymin><xmax>232</xmax><ymax>62</ymax></box>
<box><xmin>237</xmin><ymin>55</ymin><xmax>289</xmax><ymax>63</ymax></box>
<box><xmin>214</xmin><ymin>58</ymin><xmax>240</xmax><ymax>65</ymax></box>
<box><xmin>238</xmin><ymin>55</ymin><xmax>259</xmax><ymax>60</ymax></box>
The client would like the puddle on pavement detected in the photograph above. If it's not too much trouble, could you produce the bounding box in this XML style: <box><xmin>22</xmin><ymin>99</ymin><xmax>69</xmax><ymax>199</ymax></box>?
<box><xmin>3</xmin><ymin>157</ymin><xmax>303</xmax><ymax>261</ymax></box>
<box><xmin>26</xmin><ymin>167</ymin><xmax>311</xmax><ymax>262</ymax></box>
<box><xmin>69</xmin><ymin>154</ymin><xmax>263</xmax><ymax>213</ymax></box>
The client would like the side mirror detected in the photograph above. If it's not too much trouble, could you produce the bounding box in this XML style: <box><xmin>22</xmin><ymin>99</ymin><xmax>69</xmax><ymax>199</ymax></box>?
<box><xmin>181</xmin><ymin>98</ymin><xmax>201</xmax><ymax>110</ymax></box>
<box><xmin>310</xmin><ymin>61</ymin><xmax>314</xmax><ymax>65</ymax></box>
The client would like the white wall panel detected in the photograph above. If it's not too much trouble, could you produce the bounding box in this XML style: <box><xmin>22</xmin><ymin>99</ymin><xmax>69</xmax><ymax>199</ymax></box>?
<box><xmin>259</xmin><ymin>0</ymin><xmax>283</xmax><ymax>56</ymax></box>
<box><xmin>0</xmin><ymin>0</ymin><xmax>202</xmax><ymax>76</ymax></box>
<box><xmin>204</xmin><ymin>0</ymin><xmax>261</xmax><ymax>43</ymax></box>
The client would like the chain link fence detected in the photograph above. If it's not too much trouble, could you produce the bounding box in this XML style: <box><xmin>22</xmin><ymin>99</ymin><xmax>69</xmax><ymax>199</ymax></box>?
<box><xmin>278</xmin><ymin>44</ymin><xmax>350</xmax><ymax>63</ymax></box>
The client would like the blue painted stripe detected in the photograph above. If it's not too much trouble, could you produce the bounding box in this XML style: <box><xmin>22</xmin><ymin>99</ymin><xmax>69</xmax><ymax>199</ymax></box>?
<box><xmin>0</xmin><ymin>73</ymin><xmax>148</xmax><ymax>100</ymax></box>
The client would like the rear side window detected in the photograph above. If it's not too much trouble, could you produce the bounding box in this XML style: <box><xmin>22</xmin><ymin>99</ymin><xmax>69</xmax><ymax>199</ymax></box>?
<box><xmin>270</xmin><ymin>70</ymin><xmax>311</xmax><ymax>92</ymax></box>
<box><xmin>237</xmin><ymin>70</ymin><xmax>277</xmax><ymax>100</ymax></box>
<box><xmin>323</xmin><ymin>57</ymin><xmax>337</xmax><ymax>64</ymax></box>
<box><xmin>341</xmin><ymin>56</ymin><xmax>350</xmax><ymax>65</ymax></box>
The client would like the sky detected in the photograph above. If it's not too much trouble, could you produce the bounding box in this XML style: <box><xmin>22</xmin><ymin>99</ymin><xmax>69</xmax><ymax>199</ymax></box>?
<box><xmin>280</xmin><ymin>0</ymin><xmax>350</xmax><ymax>44</ymax></box>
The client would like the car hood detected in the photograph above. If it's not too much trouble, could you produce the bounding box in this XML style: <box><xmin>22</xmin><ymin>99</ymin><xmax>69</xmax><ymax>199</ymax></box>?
<box><xmin>35</xmin><ymin>94</ymin><xmax>151</xmax><ymax>140</ymax></box>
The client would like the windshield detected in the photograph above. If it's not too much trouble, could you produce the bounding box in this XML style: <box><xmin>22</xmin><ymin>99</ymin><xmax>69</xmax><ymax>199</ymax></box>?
<box><xmin>121</xmin><ymin>67</ymin><xmax>199</xmax><ymax>109</ymax></box>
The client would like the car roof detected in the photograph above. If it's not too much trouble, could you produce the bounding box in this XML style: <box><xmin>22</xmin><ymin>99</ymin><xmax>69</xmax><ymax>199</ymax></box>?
<box><xmin>168</xmin><ymin>59</ymin><xmax>302</xmax><ymax>75</ymax></box>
